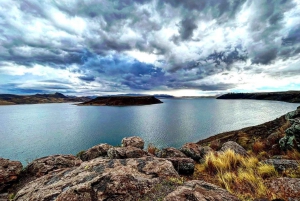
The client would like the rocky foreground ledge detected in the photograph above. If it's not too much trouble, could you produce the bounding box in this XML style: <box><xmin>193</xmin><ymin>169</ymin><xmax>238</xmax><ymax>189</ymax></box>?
<box><xmin>1</xmin><ymin>107</ymin><xmax>300</xmax><ymax>200</ymax></box>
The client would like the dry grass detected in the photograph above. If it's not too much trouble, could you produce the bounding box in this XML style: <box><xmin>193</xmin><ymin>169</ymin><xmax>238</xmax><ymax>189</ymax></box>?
<box><xmin>257</xmin><ymin>151</ymin><xmax>270</xmax><ymax>160</ymax></box>
<box><xmin>283</xmin><ymin>165</ymin><xmax>300</xmax><ymax>178</ymax></box>
<box><xmin>193</xmin><ymin>149</ymin><xmax>278</xmax><ymax>200</ymax></box>
<box><xmin>252</xmin><ymin>141</ymin><xmax>265</xmax><ymax>154</ymax></box>
<box><xmin>286</xmin><ymin>149</ymin><xmax>300</xmax><ymax>160</ymax></box>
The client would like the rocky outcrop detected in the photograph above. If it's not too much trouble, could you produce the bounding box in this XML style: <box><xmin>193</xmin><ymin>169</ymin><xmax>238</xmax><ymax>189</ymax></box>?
<box><xmin>79</xmin><ymin>144</ymin><xmax>113</xmax><ymax>161</ymax></box>
<box><xmin>262</xmin><ymin>159</ymin><xmax>299</xmax><ymax>172</ymax></box>
<box><xmin>107</xmin><ymin>146</ymin><xmax>149</xmax><ymax>159</ymax></box>
<box><xmin>279</xmin><ymin>118</ymin><xmax>300</xmax><ymax>151</ymax></box>
<box><xmin>266</xmin><ymin>177</ymin><xmax>300</xmax><ymax>200</ymax></box>
<box><xmin>0</xmin><ymin>158</ymin><xmax>22</xmax><ymax>192</ymax></box>
<box><xmin>163</xmin><ymin>180</ymin><xmax>239</xmax><ymax>201</ymax></box>
<box><xmin>220</xmin><ymin>141</ymin><xmax>248</xmax><ymax>156</ymax></box>
<box><xmin>285</xmin><ymin>109</ymin><xmax>300</xmax><ymax>120</ymax></box>
<box><xmin>14</xmin><ymin>157</ymin><xmax>179</xmax><ymax>201</ymax></box>
<box><xmin>166</xmin><ymin>158</ymin><xmax>195</xmax><ymax>175</ymax></box>
<box><xmin>121</xmin><ymin>136</ymin><xmax>144</xmax><ymax>149</ymax></box>
<box><xmin>180</xmin><ymin>143</ymin><xmax>213</xmax><ymax>161</ymax></box>
<box><xmin>156</xmin><ymin>147</ymin><xmax>187</xmax><ymax>158</ymax></box>
<box><xmin>180</xmin><ymin>143</ymin><xmax>203</xmax><ymax>161</ymax></box>
<box><xmin>79</xmin><ymin>96</ymin><xmax>163</xmax><ymax>106</ymax></box>
<box><xmin>25</xmin><ymin>155</ymin><xmax>82</xmax><ymax>177</ymax></box>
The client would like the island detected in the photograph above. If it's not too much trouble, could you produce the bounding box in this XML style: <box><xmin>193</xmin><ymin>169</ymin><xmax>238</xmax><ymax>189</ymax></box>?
<box><xmin>78</xmin><ymin>95</ymin><xmax>163</xmax><ymax>106</ymax></box>
<box><xmin>217</xmin><ymin>91</ymin><xmax>300</xmax><ymax>103</ymax></box>
<box><xmin>0</xmin><ymin>93</ymin><xmax>91</xmax><ymax>105</ymax></box>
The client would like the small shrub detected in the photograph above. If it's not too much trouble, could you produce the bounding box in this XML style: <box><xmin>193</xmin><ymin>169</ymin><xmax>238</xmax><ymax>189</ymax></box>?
<box><xmin>8</xmin><ymin>193</ymin><xmax>15</xmax><ymax>201</ymax></box>
<box><xmin>147</xmin><ymin>143</ymin><xmax>159</xmax><ymax>155</ymax></box>
<box><xmin>252</xmin><ymin>141</ymin><xmax>265</xmax><ymax>154</ymax></box>
<box><xmin>167</xmin><ymin>176</ymin><xmax>184</xmax><ymax>185</ymax></box>
<box><xmin>76</xmin><ymin>150</ymin><xmax>85</xmax><ymax>159</ymax></box>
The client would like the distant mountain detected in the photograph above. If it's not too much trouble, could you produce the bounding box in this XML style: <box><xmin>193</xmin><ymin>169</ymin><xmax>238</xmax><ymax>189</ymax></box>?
<box><xmin>217</xmin><ymin>91</ymin><xmax>300</xmax><ymax>103</ymax></box>
<box><xmin>78</xmin><ymin>96</ymin><xmax>163</xmax><ymax>106</ymax></box>
<box><xmin>0</xmin><ymin>93</ymin><xmax>91</xmax><ymax>105</ymax></box>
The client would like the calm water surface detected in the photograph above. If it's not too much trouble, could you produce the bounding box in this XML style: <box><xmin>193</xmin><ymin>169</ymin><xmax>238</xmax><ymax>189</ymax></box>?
<box><xmin>0</xmin><ymin>98</ymin><xmax>298</xmax><ymax>164</ymax></box>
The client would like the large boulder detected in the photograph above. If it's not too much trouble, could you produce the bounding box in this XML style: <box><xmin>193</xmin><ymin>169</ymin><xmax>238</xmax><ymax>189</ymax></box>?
<box><xmin>25</xmin><ymin>155</ymin><xmax>82</xmax><ymax>177</ymax></box>
<box><xmin>0</xmin><ymin>158</ymin><xmax>23</xmax><ymax>192</ymax></box>
<box><xmin>156</xmin><ymin>147</ymin><xmax>187</xmax><ymax>158</ymax></box>
<box><xmin>220</xmin><ymin>141</ymin><xmax>248</xmax><ymax>156</ymax></box>
<box><xmin>163</xmin><ymin>180</ymin><xmax>239</xmax><ymax>201</ymax></box>
<box><xmin>279</xmin><ymin>119</ymin><xmax>300</xmax><ymax>151</ymax></box>
<box><xmin>166</xmin><ymin>158</ymin><xmax>195</xmax><ymax>175</ymax></box>
<box><xmin>107</xmin><ymin>146</ymin><xmax>149</xmax><ymax>159</ymax></box>
<box><xmin>121</xmin><ymin>136</ymin><xmax>144</xmax><ymax>149</ymax></box>
<box><xmin>266</xmin><ymin>177</ymin><xmax>300</xmax><ymax>200</ymax></box>
<box><xmin>14</xmin><ymin>157</ymin><xmax>179</xmax><ymax>201</ymax></box>
<box><xmin>79</xmin><ymin>143</ymin><xmax>113</xmax><ymax>161</ymax></box>
<box><xmin>266</xmin><ymin>132</ymin><xmax>280</xmax><ymax>146</ymax></box>
<box><xmin>180</xmin><ymin>143</ymin><xmax>202</xmax><ymax>161</ymax></box>
<box><xmin>262</xmin><ymin>159</ymin><xmax>299</xmax><ymax>172</ymax></box>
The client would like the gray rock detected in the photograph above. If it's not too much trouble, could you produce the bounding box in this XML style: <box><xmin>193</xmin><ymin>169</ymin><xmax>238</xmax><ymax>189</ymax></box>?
<box><xmin>163</xmin><ymin>180</ymin><xmax>239</xmax><ymax>201</ymax></box>
<box><xmin>201</xmin><ymin>146</ymin><xmax>214</xmax><ymax>157</ymax></box>
<box><xmin>14</xmin><ymin>157</ymin><xmax>179</xmax><ymax>201</ymax></box>
<box><xmin>266</xmin><ymin>177</ymin><xmax>300</xmax><ymax>200</ymax></box>
<box><xmin>266</xmin><ymin>132</ymin><xmax>280</xmax><ymax>146</ymax></box>
<box><xmin>220</xmin><ymin>141</ymin><xmax>248</xmax><ymax>156</ymax></box>
<box><xmin>0</xmin><ymin>158</ymin><xmax>22</xmax><ymax>192</ymax></box>
<box><xmin>121</xmin><ymin>136</ymin><xmax>144</xmax><ymax>149</ymax></box>
<box><xmin>156</xmin><ymin>147</ymin><xmax>187</xmax><ymax>158</ymax></box>
<box><xmin>166</xmin><ymin>158</ymin><xmax>195</xmax><ymax>175</ymax></box>
<box><xmin>107</xmin><ymin>146</ymin><xmax>149</xmax><ymax>159</ymax></box>
<box><xmin>79</xmin><ymin>143</ymin><xmax>113</xmax><ymax>161</ymax></box>
<box><xmin>262</xmin><ymin>159</ymin><xmax>299</xmax><ymax>172</ymax></box>
<box><xmin>180</xmin><ymin>143</ymin><xmax>202</xmax><ymax>161</ymax></box>
<box><xmin>25</xmin><ymin>155</ymin><xmax>82</xmax><ymax>177</ymax></box>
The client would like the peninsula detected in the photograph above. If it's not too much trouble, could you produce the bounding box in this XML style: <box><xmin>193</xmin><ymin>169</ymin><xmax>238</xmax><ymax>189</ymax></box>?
<box><xmin>0</xmin><ymin>93</ymin><xmax>91</xmax><ymax>105</ymax></box>
<box><xmin>78</xmin><ymin>96</ymin><xmax>163</xmax><ymax>106</ymax></box>
<box><xmin>217</xmin><ymin>91</ymin><xmax>300</xmax><ymax>103</ymax></box>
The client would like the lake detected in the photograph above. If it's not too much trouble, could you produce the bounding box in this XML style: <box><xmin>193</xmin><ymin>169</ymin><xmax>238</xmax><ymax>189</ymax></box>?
<box><xmin>0</xmin><ymin>98</ymin><xmax>298</xmax><ymax>164</ymax></box>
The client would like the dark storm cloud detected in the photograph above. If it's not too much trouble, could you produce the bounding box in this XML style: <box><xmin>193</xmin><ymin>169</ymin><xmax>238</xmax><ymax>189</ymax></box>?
<box><xmin>179</xmin><ymin>16</ymin><xmax>198</xmax><ymax>41</ymax></box>
<box><xmin>78</xmin><ymin>75</ymin><xmax>96</xmax><ymax>82</ymax></box>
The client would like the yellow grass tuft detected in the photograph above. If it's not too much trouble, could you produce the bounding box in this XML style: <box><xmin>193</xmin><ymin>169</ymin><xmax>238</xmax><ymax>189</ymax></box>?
<box><xmin>257</xmin><ymin>163</ymin><xmax>278</xmax><ymax>178</ymax></box>
<box><xmin>194</xmin><ymin>149</ymin><xmax>278</xmax><ymax>200</ymax></box>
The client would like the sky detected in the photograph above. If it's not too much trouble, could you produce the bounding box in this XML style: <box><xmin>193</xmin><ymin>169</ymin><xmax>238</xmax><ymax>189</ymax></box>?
<box><xmin>0</xmin><ymin>0</ymin><xmax>300</xmax><ymax>96</ymax></box>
